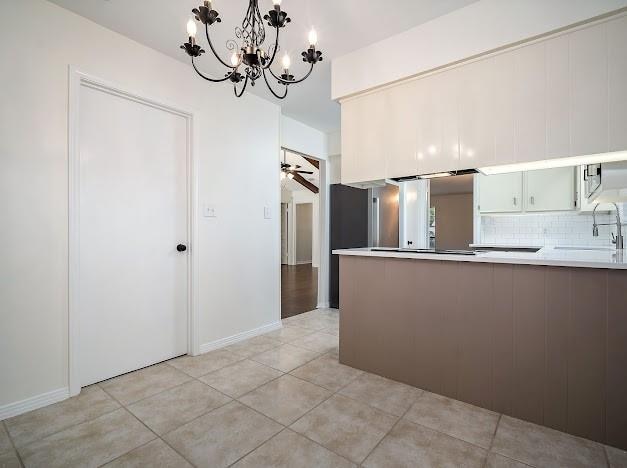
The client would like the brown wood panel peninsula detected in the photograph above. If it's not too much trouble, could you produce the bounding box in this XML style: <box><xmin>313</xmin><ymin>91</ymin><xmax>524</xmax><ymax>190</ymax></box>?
<box><xmin>337</xmin><ymin>251</ymin><xmax>627</xmax><ymax>450</ymax></box>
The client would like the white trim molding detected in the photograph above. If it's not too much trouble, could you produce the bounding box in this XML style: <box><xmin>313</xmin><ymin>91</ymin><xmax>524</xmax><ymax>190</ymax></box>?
<box><xmin>199</xmin><ymin>321</ymin><xmax>283</xmax><ymax>354</ymax></box>
<box><xmin>0</xmin><ymin>388</ymin><xmax>69</xmax><ymax>420</ymax></box>
<box><xmin>67</xmin><ymin>67</ymin><xmax>198</xmax><ymax>396</ymax></box>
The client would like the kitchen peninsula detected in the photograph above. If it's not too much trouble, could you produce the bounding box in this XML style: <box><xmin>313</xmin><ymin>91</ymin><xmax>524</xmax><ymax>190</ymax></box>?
<box><xmin>334</xmin><ymin>247</ymin><xmax>627</xmax><ymax>450</ymax></box>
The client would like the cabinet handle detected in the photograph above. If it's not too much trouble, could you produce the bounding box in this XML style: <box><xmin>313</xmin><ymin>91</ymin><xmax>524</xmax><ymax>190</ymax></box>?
<box><xmin>530</xmin><ymin>196</ymin><xmax>535</xmax><ymax>205</ymax></box>
<box><xmin>513</xmin><ymin>197</ymin><xmax>517</xmax><ymax>206</ymax></box>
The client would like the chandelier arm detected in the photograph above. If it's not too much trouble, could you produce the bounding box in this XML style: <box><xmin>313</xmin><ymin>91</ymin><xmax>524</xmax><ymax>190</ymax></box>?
<box><xmin>191</xmin><ymin>57</ymin><xmax>235</xmax><ymax>83</ymax></box>
<box><xmin>262</xmin><ymin>69</ymin><xmax>288</xmax><ymax>99</ymax></box>
<box><xmin>267</xmin><ymin>62</ymin><xmax>314</xmax><ymax>85</ymax></box>
<box><xmin>204</xmin><ymin>23</ymin><xmax>237</xmax><ymax>70</ymax></box>
<box><xmin>234</xmin><ymin>75</ymin><xmax>250</xmax><ymax>97</ymax></box>
<box><xmin>261</xmin><ymin>26</ymin><xmax>280</xmax><ymax>70</ymax></box>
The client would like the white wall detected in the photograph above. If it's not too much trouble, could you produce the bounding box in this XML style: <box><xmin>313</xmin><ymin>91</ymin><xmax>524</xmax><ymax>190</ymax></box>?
<box><xmin>0</xmin><ymin>0</ymin><xmax>280</xmax><ymax>410</ymax></box>
<box><xmin>281</xmin><ymin>115</ymin><xmax>329</xmax><ymax>160</ymax></box>
<box><xmin>281</xmin><ymin>190</ymin><xmax>320</xmax><ymax>268</ymax></box>
<box><xmin>332</xmin><ymin>0</ymin><xmax>627</xmax><ymax>99</ymax></box>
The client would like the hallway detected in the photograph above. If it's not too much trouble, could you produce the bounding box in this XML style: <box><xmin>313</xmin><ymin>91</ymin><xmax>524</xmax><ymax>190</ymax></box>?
<box><xmin>281</xmin><ymin>264</ymin><xmax>318</xmax><ymax>319</ymax></box>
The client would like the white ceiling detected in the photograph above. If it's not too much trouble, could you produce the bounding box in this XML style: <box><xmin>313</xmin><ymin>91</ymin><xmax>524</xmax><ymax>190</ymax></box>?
<box><xmin>49</xmin><ymin>0</ymin><xmax>477</xmax><ymax>132</ymax></box>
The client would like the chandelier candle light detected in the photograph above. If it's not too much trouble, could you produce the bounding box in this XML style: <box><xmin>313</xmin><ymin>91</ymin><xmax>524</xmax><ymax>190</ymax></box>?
<box><xmin>181</xmin><ymin>0</ymin><xmax>323</xmax><ymax>99</ymax></box>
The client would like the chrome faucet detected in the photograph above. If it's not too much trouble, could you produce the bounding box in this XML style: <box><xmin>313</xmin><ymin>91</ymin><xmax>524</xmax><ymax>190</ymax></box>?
<box><xmin>592</xmin><ymin>203</ymin><xmax>624</xmax><ymax>250</ymax></box>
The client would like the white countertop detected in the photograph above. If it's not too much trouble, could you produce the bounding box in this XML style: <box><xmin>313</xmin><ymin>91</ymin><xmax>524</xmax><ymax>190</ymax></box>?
<box><xmin>332</xmin><ymin>247</ymin><xmax>627</xmax><ymax>270</ymax></box>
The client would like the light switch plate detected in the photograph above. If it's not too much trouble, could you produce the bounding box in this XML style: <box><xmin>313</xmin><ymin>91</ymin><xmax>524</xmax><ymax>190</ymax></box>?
<box><xmin>203</xmin><ymin>204</ymin><xmax>216</xmax><ymax>218</ymax></box>
<box><xmin>264</xmin><ymin>206</ymin><xmax>272</xmax><ymax>219</ymax></box>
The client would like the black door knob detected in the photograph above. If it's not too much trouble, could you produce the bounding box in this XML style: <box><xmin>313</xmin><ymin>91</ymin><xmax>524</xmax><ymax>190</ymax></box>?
<box><xmin>177</xmin><ymin>244</ymin><xmax>187</xmax><ymax>252</ymax></box>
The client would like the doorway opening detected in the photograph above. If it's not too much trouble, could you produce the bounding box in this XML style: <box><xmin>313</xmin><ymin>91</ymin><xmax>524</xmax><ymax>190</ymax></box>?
<box><xmin>280</xmin><ymin>149</ymin><xmax>322</xmax><ymax>319</ymax></box>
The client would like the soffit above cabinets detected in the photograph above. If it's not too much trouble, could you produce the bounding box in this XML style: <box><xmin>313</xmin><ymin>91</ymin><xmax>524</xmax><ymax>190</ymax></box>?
<box><xmin>332</xmin><ymin>0</ymin><xmax>627</xmax><ymax>100</ymax></box>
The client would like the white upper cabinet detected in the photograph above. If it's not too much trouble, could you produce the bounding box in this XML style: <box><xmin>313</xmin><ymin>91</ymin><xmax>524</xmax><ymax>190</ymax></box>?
<box><xmin>341</xmin><ymin>14</ymin><xmax>627</xmax><ymax>185</ymax></box>
<box><xmin>478</xmin><ymin>172</ymin><xmax>523</xmax><ymax>213</ymax></box>
<box><xmin>608</xmin><ymin>15</ymin><xmax>627</xmax><ymax>152</ymax></box>
<box><xmin>385</xmin><ymin>80</ymin><xmax>418</xmax><ymax>179</ymax></box>
<box><xmin>417</xmin><ymin>71</ymin><xmax>460</xmax><ymax>175</ymax></box>
<box><xmin>492</xmin><ymin>53</ymin><xmax>516</xmax><ymax>165</ymax></box>
<box><xmin>458</xmin><ymin>58</ymin><xmax>495</xmax><ymax>170</ymax></box>
<box><xmin>570</xmin><ymin>23</ymin><xmax>609</xmax><ymax>157</ymax></box>
<box><xmin>525</xmin><ymin>167</ymin><xmax>576</xmax><ymax>212</ymax></box>
<box><xmin>513</xmin><ymin>42</ymin><xmax>547</xmax><ymax>163</ymax></box>
<box><xmin>341</xmin><ymin>91</ymin><xmax>387</xmax><ymax>184</ymax></box>
<box><xmin>546</xmin><ymin>34</ymin><xmax>571</xmax><ymax>159</ymax></box>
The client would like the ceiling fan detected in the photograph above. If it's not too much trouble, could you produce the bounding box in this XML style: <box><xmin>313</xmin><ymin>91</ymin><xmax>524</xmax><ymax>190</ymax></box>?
<box><xmin>280</xmin><ymin>162</ymin><xmax>313</xmax><ymax>180</ymax></box>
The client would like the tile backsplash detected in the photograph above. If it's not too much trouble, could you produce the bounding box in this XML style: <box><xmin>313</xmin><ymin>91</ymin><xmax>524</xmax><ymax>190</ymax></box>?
<box><xmin>479</xmin><ymin>203</ymin><xmax>626</xmax><ymax>247</ymax></box>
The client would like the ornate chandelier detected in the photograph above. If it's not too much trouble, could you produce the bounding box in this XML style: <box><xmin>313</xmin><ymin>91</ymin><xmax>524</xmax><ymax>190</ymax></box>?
<box><xmin>181</xmin><ymin>0</ymin><xmax>323</xmax><ymax>99</ymax></box>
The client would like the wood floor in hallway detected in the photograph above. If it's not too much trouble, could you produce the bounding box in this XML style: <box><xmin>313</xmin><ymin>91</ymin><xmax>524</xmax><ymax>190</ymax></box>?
<box><xmin>281</xmin><ymin>264</ymin><xmax>318</xmax><ymax>319</ymax></box>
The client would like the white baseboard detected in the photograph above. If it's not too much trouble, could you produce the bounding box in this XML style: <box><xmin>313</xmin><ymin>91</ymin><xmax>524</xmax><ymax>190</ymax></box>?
<box><xmin>199</xmin><ymin>321</ymin><xmax>283</xmax><ymax>354</ymax></box>
<box><xmin>296</xmin><ymin>261</ymin><xmax>312</xmax><ymax>265</ymax></box>
<box><xmin>317</xmin><ymin>302</ymin><xmax>331</xmax><ymax>309</ymax></box>
<box><xmin>0</xmin><ymin>387</ymin><xmax>69</xmax><ymax>421</ymax></box>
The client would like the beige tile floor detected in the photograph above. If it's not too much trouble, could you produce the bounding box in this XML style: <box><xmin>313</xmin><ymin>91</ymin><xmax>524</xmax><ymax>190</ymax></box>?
<box><xmin>1</xmin><ymin>308</ymin><xmax>626</xmax><ymax>468</ymax></box>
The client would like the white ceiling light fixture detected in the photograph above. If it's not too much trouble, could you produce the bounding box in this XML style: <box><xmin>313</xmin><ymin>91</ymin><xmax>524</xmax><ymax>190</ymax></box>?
<box><xmin>478</xmin><ymin>151</ymin><xmax>627</xmax><ymax>175</ymax></box>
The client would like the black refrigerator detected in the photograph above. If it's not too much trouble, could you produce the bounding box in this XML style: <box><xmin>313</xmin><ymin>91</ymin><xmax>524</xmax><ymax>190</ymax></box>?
<box><xmin>329</xmin><ymin>184</ymin><xmax>369</xmax><ymax>309</ymax></box>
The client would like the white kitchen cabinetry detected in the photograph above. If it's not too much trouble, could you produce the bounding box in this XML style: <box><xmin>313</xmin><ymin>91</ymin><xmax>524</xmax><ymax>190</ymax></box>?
<box><xmin>492</xmin><ymin>53</ymin><xmax>516</xmax><ymax>165</ymax></box>
<box><xmin>570</xmin><ymin>23</ymin><xmax>608</xmax><ymax>157</ymax></box>
<box><xmin>546</xmin><ymin>34</ymin><xmax>570</xmax><ymax>159</ymax></box>
<box><xmin>514</xmin><ymin>42</ymin><xmax>546</xmax><ymax>163</ymax></box>
<box><xmin>478</xmin><ymin>172</ymin><xmax>523</xmax><ymax>213</ymax></box>
<box><xmin>525</xmin><ymin>167</ymin><xmax>576</xmax><ymax>212</ymax></box>
<box><xmin>458</xmin><ymin>58</ymin><xmax>494</xmax><ymax>170</ymax></box>
<box><xmin>417</xmin><ymin>71</ymin><xmax>460</xmax><ymax>175</ymax></box>
<box><xmin>385</xmin><ymin>80</ymin><xmax>418</xmax><ymax>179</ymax></box>
<box><xmin>340</xmin><ymin>15</ymin><xmax>627</xmax><ymax>186</ymax></box>
<box><xmin>341</xmin><ymin>91</ymin><xmax>387</xmax><ymax>184</ymax></box>
<box><xmin>608</xmin><ymin>15</ymin><xmax>627</xmax><ymax>152</ymax></box>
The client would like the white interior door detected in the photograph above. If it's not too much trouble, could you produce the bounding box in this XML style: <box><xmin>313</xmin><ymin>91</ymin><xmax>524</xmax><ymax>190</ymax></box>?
<box><xmin>78</xmin><ymin>85</ymin><xmax>188</xmax><ymax>386</ymax></box>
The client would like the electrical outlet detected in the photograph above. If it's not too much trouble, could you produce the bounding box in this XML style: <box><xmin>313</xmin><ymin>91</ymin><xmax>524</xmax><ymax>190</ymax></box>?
<box><xmin>264</xmin><ymin>206</ymin><xmax>272</xmax><ymax>219</ymax></box>
<box><xmin>203</xmin><ymin>204</ymin><xmax>216</xmax><ymax>218</ymax></box>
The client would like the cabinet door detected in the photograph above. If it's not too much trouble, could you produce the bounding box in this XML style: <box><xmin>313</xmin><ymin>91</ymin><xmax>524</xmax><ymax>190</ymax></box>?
<box><xmin>459</xmin><ymin>58</ymin><xmax>495</xmax><ymax>170</ymax></box>
<box><xmin>416</xmin><ymin>72</ymin><xmax>460</xmax><ymax>175</ymax></box>
<box><xmin>386</xmin><ymin>81</ymin><xmax>418</xmax><ymax>179</ymax></box>
<box><xmin>525</xmin><ymin>167</ymin><xmax>576</xmax><ymax>212</ymax></box>
<box><xmin>608</xmin><ymin>15</ymin><xmax>627</xmax><ymax>152</ymax></box>
<box><xmin>546</xmin><ymin>34</ymin><xmax>570</xmax><ymax>159</ymax></box>
<box><xmin>341</xmin><ymin>92</ymin><xmax>387</xmax><ymax>184</ymax></box>
<box><xmin>493</xmin><ymin>53</ymin><xmax>516</xmax><ymax>165</ymax></box>
<box><xmin>514</xmin><ymin>42</ymin><xmax>547</xmax><ymax>163</ymax></box>
<box><xmin>570</xmin><ymin>23</ymin><xmax>608</xmax><ymax>157</ymax></box>
<box><xmin>478</xmin><ymin>172</ymin><xmax>523</xmax><ymax>213</ymax></box>
<box><xmin>341</xmin><ymin>98</ymin><xmax>361</xmax><ymax>184</ymax></box>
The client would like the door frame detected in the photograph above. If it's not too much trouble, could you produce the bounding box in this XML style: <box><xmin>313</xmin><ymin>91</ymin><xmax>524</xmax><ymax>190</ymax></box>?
<box><xmin>67</xmin><ymin>67</ymin><xmax>199</xmax><ymax>396</ymax></box>
<box><xmin>280</xmin><ymin>147</ymin><xmax>329</xmax><ymax>309</ymax></box>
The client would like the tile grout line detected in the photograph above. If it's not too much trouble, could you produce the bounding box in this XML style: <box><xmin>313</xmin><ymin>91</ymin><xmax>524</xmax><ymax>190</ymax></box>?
<box><xmin>481</xmin><ymin>413</ymin><xmax>503</xmax><ymax>468</ymax></box>
<box><xmin>357</xmin><ymin>394</ymin><xmax>418</xmax><ymax>466</ymax></box>
<box><xmin>275</xmin><ymin>354</ymin><xmax>408</xmax><ymax>465</ymax></box>
<box><xmin>3</xmin><ymin>312</ymin><xmax>338</xmax><ymax>468</ymax></box>
<box><xmin>98</xmin><ymin>379</ymin><xmax>202</xmax><ymax>468</ymax></box>
<box><xmin>7</xmin><ymin>397</ymin><xmax>123</xmax><ymax>458</ymax></box>
<box><xmin>2</xmin><ymin>419</ymin><xmax>26</xmax><ymax>468</ymax></box>
<box><xmin>603</xmin><ymin>445</ymin><xmax>612</xmax><ymax>468</ymax></box>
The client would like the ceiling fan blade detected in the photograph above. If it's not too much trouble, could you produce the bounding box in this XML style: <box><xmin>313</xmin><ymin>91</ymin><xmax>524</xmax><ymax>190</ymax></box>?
<box><xmin>296</xmin><ymin>170</ymin><xmax>314</xmax><ymax>174</ymax></box>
